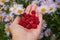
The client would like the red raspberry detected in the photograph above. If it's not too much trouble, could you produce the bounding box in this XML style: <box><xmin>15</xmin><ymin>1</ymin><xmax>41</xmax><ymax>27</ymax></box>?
<box><xmin>26</xmin><ymin>24</ymin><xmax>32</xmax><ymax>29</ymax></box>
<box><xmin>22</xmin><ymin>13</ymin><xmax>26</xmax><ymax>17</ymax></box>
<box><xmin>32</xmin><ymin>24</ymin><xmax>37</xmax><ymax>29</ymax></box>
<box><xmin>22</xmin><ymin>23</ymin><xmax>27</xmax><ymax>27</ymax></box>
<box><xmin>21</xmin><ymin>17</ymin><xmax>26</xmax><ymax>22</ymax></box>
<box><xmin>29</xmin><ymin>21</ymin><xmax>33</xmax><ymax>24</ymax></box>
<box><xmin>19</xmin><ymin>21</ymin><xmax>23</xmax><ymax>25</ymax></box>
<box><xmin>19</xmin><ymin>12</ymin><xmax>40</xmax><ymax>29</ymax></box>
<box><xmin>26</xmin><ymin>14</ymin><xmax>31</xmax><ymax>19</ymax></box>
<box><xmin>31</xmin><ymin>10</ymin><xmax>36</xmax><ymax>15</ymax></box>
<box><xmin>25</xmin><ymin>20</ymin><xmax>29</xmax><ymax>24</ymax></box>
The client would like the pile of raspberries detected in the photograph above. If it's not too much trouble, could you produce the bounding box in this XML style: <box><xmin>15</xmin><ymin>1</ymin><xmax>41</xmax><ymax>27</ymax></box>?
<box><xmin>19</xmin><ymin>11</ymin><xmax>40</xmax><ymax>29</ymax></box>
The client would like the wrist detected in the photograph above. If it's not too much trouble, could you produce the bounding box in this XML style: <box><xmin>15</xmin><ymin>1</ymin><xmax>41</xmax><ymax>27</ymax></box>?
<box><xmin>12</xmin><ymin>36</ymin><xmax>37</xmax><ymax>40</ymax></box>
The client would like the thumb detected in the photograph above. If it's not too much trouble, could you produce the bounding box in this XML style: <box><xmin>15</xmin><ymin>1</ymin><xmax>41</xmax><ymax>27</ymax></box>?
<box><xmin>13</xmin><ymin>16</ymin><xmax>20</xmax><ymax>24</ymax></box>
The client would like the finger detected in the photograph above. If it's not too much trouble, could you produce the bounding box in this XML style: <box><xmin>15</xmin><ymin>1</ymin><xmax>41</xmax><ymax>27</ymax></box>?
<box><xmin>30</xmin><ymin>3</ymin><xmax>37</xmax><ymax>16</ymax></box>
<box><xmin>13</xmin><ymin>16</ymin><xmax>20</xmax><ymax>24</ymax></box>
<box><xmin>25</xmin><ymin>5</ymin><xmax>32</xmax><ymax>14</ymax></box>
<box><xmin>37</xmin><ymin>12</ymin><xmax>43</xmax><ymax>30</ymax></box>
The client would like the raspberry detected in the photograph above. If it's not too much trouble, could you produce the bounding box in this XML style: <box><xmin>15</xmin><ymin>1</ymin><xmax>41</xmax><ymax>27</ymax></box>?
<box><xmin>19</xmin><ymin>21</ymin><xmax>23</xmax><ymax>25</ymax></box>
<box><xmin>19</xmin><ymin>11</ymin><xmax>40</xmax><ymax>29</ymax></box>
<box><xmin>29</xmin><ymin>21</ymin><xmax>33</xmax><ymax>24</ymax></box>
<box><xmin>26</xmin><ymin>14</ymin><xmax>31</xmax><ymax>19</ymax></box>
<box><xmin>32</xmin><ymin>24</ymin><xmax>37</xmax><ymax>29</ymax></box>
<box><xmin>22</xmin><ymin>23</ymin><xmax>27</xmax><ymax>27</ymax></box>
<box><xmin>21</xmin><ymin>17</ymin><xmax>26</xmax><ymax>22</ymax></box>
<box><xmin>31</xmin><ymin>10</ymin><xmax>36</xmax><ymax>15</ymax></box>
<box><xmin>26</xmin><ymin>24</ymin><xmax>32</xmax><ymax>29</ymax></box>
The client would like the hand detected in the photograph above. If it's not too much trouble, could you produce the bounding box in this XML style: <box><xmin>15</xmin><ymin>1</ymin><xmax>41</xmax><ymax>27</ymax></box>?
<box><xmin>9</xmin><ymin>3</ymin><xmax>42</xmax><ymax>40</ymax></box>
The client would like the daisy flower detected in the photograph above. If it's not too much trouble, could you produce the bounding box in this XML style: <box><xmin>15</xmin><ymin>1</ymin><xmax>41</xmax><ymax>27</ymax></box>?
<box><xmin>0</xmin><ymin>0</ymin><xmax>9</xmax><ymax>5</ymax></box>
<box><xmin>4</xmin><ymin>23</ymin><xmax>10</xmax><ymax>36</ymax></box>
<box><xmin>45</xmin><ymin>0</ymin><xmax>54</xmax><ymax>4</ymax></box>
<box><xmin>44</xmin><ymin>28</ymin><xmax>51</xmax><ymax>37</ymax></box>
<box><xmin>42</xmin><ymin>20</ymin><xmax>47</xmax><ymax>30</ymax></box>
<box><xmin>3</xmin><ymin>5</ymin><xmax>9</xmax><ymax>10</ymax></box>
<box><xmin>0</xmin><ymin>12</ymin><xmax>6</xmax><ymax>21</ymax></box>
<box><xmin>37</xmin><ymin>5</ymin><xmax>48</xmax><ymax>14</ymax></box>
<box><xmin>10</xmin><ymin>4</ymin><xmax>25</xmax><ymax>15</ymax></box>
<box><xmin>48</xmin><ymin>3</ymin><xmax>56</xmax><ymax>13</ymax></box>
<box><xmin>4</xmin><ymin>13</ymin><xmax>14</xmax><ymax>22</ymax></box>
<box><xmin>39</xmin><ymin>32</ymin><xmax>44</xmax><ymax>39</ymax></box>
<box><xmin>51</xmin><ymin>34</ymin><xmax>56</xmax><ymax>40</ymax></box>
<box><xmin>0</xmin><ymin>6</ymin><xmax>3</xmax><ymax>11</ymax></box>
<box><xmin>56</xmin><ymin>0</ymin><xmax>60</xmax><ymax>8</ymax></box>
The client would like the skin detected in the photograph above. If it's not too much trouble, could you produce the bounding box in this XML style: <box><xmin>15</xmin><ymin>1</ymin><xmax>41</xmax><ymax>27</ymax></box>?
<box><xmin>9</xmin><ymin>3</ymin><xmax>42</xmax><ymax>40</ymax></box>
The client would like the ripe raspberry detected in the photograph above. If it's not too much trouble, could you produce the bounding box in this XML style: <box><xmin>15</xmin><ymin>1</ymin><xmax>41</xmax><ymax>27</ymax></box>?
<box><xmin>32</xmin><ymin>24</ymin><xmax>37</xmax><ymax>29</ymax></box>
<box><xmin>19</xmin><ymin>21</ymin><xmax>23</xmax><ymax>25</ymax></box>
<box><xmin>31</xmin><ymin>10</ymin><xmax>36</xmax><ymax>15</ymax></box>
<box><xmin>19</xmin><ymin>11</ymin><xmax>40</xmax><ymax>29</ymax></box>
<box><xmin>21</xmin><ymin>17</ymin><xmax>26</xmax><ymax>22</ymax></box>
<box><xmin>26</xmin><ymin>24</ymin><xmax>32</xmax><ymax>29</ymax></box>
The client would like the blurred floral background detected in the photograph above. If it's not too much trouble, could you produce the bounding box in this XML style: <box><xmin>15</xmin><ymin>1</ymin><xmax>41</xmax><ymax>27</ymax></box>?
<box><xmin>0</xmin><ymin>0</ymin><xmax>60</xmax><ymax>40</ymax></box>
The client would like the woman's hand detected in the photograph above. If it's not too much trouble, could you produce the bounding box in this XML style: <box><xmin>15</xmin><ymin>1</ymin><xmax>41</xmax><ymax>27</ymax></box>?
<box><xmin>9</xmin><ymin>3</ymin><xmax>42</xmax><ymax>40</ymax></box>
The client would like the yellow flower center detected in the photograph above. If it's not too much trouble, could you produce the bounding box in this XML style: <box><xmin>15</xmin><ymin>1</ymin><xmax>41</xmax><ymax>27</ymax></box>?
<box><xmin>41</xmin><ymin>7</ymin><xmax>46</xmax><ymax>12</ymax></box>
<box><xmin>0</xmin><ymin>16</ymin><xmax>3</xmax><ymax>19</ymax></box>
<box><xmin>46</xmin><ymin>32</ymin><xmax>50</xmax><ymax>35</ymax></box>
<box><xmin>51</xmin><ymin>37</ymin><xmax>55</xmax><ymax>40</ymax></box>
<box><xmin>6</xmin><ymin>5</ymin><xmax>9</xmax><ymax>9</ymax></box>
<box><xmin>49</xmin><ymin>6</ymin><xmax>53</xmax><ymax>11</ymax></box>
<box><xmin>1</xmin><ymin>0</ymin><xmax>5</xmax><ymax>3</ymax></box>
<box><xmin>57</xmin><ymin>2</ymin><xmax>60</xmax><ymax>5</ymax></box>
<box><xmin>5</xmin><ymin>27</ymin><xmax>9</xmax><ymax>32</ymax></box>
<box><xmin>17</xmin><ymin>9</ymin><xmax>22</xmax><ymax>13</ymax></box>
<box><xmin>0</xmin><ymin>7</ymin><xmax>2</xmax><ymax>10</ymax></box>
<box><xmin>7</xmin><ymin>16</ymin><xmax>11</xmax><ymax>20</ymax></box>
<box><xmin>12</xmin><ymin>2</ymin><xmax>14</xmax><ymax>6</ymax></box>
<box><xmin>13</xmin><ymin>7</ymin><xmax>16</xmax><ymax>11</ymax></box>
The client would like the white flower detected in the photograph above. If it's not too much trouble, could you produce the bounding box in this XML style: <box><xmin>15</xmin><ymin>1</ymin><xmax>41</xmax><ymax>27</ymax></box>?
<box><xmin>0</xmin><ymin>12</ymin><xmax>6</xmax><ymax>21</ymax></box>
<box><xmin>37</xmin><ymin>5</ymin><xmax>48</xmax><ymax>14</ymax></box>
<box><xmin>45</xmin><ymin>0</ymin><xmax>54</xmax><ymax>4</ymax></box>
<box><xmin>4</xmin><ymin>13</ymin><xmax>14</xmax><ymax>22</ymax></box>
<box><xmin>41</xmin><ymin>0</ymin><xmax>54</xmax><ymax>6</ymax></box>
<box><xmin>56</xmin><ymin>0</ymin><xmax>60</xmax><ymax>8</ymax></box>
<box><xmin>4</xmin><ymin>23</ymin><xmax>10</xmax><ymax>36</ymax></box>
<box><xmin>48</xmin><ymin>3</ymin><xmax>56</xmax><ymax>13</ymax></box>
<box><xmin>44</xmin><ymin>28</ymin><xmax>51</xmax><ymax>37</ymax></box>
<box><xmin>0</xmin><ymin>0</ymin><xmax>9</xmax><ymax>5</ymax></box>
<box><xmin>42</xmin><ymin>20</ymin><xmax>47</xmax><ymax>30</ymax></box>
<box><xmin>3</xmin><ymin>5</ymin><xmax>9</xmax><ymax>10</ymax></box>
<box><xmin>10</xmin><ymin>4</ymin><xmax>24</xmax><ymax>15</ymax></box>
<box><xmin>39</xmin><ymin>32</ymin><xmax>44</xmax><ymax>39</ymax></box>
<box><xmin>51</xmin><ymin>34</ymin><xmax>56</xmax><ymax>40</ymax></box>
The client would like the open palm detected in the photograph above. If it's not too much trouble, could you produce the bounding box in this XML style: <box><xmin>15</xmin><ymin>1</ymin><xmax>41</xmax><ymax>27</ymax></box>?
<box><xmin>9</xmin><ymin>3</ymin><xmax>42</xmax><ymax>40</ymax></box>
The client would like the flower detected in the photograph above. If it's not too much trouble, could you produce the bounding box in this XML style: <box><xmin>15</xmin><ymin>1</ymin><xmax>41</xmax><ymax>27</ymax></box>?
<box><xmin>10</xmin><ymin>4</ymin><xmax>24</xmax><ymax>15</ymax></box>
<box><xmin>41</xmin><ymin>0</ymin><xmax>54</xmax><ymax>6</ymax></box>
<box><xmin>0</xmin><ymin>0</ymin><xmax>9</xmax><ymax>5</ymax></box>
<box><xmin>37</xmin><ymin>5</ymin><xmax>48</xmax><ymax>14</ymax></box>
<box><xmin>56</xmin><ymin>0</ymin><xmax>60</xmax><ymax>8</ymax></box>
<box><xmin>4</xmin><ymin>23</ymin><xmax>10</xmax><ymax>36</ymax></box>
<box><xmin>3</xmin><ymin>5</ymin><xmax>9</xmax><ymax>10</ymax></box>
<box><xmin>4</xmin><ymin>13</ymin><xmax>14</xmax><ymax>22</ymax></box>
<box><xmin>51</xmin><ymin>34</ymin><xmax>56</xmax><ymax>40</ymax></box>
<box><xmin>39</xmin><ymin>32</ymin><xmax>44</xmax><ymax>39</ymax></box>
<box><xmin>44</xmin><ymin>28</ymin><xmax>51</xmax><ymax>37</ymax></box>
<box><xmin>45</xmin><ymin>0</ymin><xmax>54</xmax><ymax>4</ymax></box>
<box><xmin>0</xmin><ymin>6</ymin><xmax>3</xmax><ymax>11</ymax></box>
<box><xmin>0</xmin><ymin>12</ymin><xmax>6</xmax><ymax>21</ymax></box>
<box><xmin>42</xmin><ymin>20</ymin><xmax>47</xmax><ymax>30</ymax></box>
<box><xmin>48</xmin><ymin>3</ymin><xmax>56</xmax><ymax>13</ymax></box>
